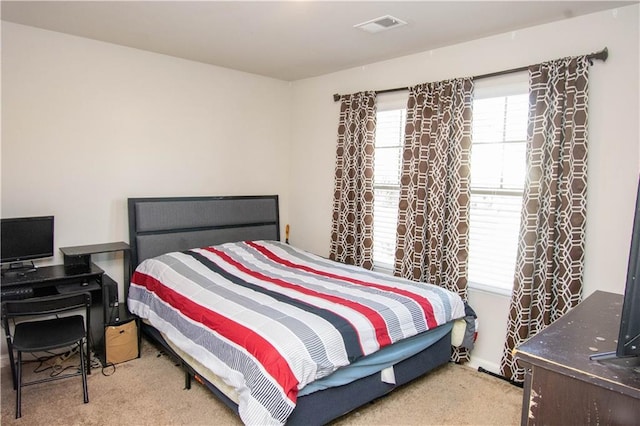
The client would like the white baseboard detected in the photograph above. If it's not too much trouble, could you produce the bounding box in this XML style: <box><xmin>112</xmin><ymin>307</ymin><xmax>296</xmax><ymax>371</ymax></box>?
<box><xmin>467</xmin><ymin>355</ymin><xmax>502</xmax><ymax>376</ymax></box>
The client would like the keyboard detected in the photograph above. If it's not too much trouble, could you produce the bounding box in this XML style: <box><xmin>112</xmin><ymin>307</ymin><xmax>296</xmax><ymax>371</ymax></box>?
<box><xmin>1</xmin><ymin>286</ymin><xmax>35</xmax><ymax>300</ymax></box>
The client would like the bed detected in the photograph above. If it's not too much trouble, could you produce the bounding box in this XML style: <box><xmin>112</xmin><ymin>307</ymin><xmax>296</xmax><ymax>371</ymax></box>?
<box><xmin>126</xmin><ymin>195</ymin><xmax>469</xmax><ymax>425</ymax></box>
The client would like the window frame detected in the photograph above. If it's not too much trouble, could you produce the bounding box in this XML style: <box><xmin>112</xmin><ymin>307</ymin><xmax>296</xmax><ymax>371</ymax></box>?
<box><xmin>468</xmin><ymin>73</ymin><xmax>529</xmax><ymax>296</ymax></box>
<box><xmin>369</xmin><ymin>76</ymin><xmax>529</xmax><ymax>295</ymax></box>
<box><xmin>372</xmin><ymin>92</ymin><xmax>408</xmax><ymax>273</ymax></box>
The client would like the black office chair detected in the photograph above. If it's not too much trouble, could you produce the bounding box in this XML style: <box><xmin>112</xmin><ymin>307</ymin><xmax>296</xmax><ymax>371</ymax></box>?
<box><xmin>1</xmin><ymin>292</ymin><xmax>92</xmax><ymax>418</ymax></box>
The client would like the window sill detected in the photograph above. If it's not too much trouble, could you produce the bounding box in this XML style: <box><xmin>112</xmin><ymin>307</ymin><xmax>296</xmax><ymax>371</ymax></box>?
<box><xmin>468</xmin><ymin>281</ymin><xmax>513</xmax><ymax>297</ymax></box>
<box><xmin>374</xmin><ymin>268</ymin><xmax>513</xmax><ymax>298</ymax></box>
<box><xmin>372</xmin><ymin>264</ymin><xmax>394</xmax><ymax>275</ymax></box>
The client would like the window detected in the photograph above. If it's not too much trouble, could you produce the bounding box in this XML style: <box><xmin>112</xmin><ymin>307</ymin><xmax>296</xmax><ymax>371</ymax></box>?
<box><xmin>373</xmin><ymin>94</ymin><xmax>407</xmax><ymax>271</ymax></box>
<box><xmin>371</xmin><ymin>82</ymin><xmax>528</xmax><ymax>295</ymax></box>
<box><xmin>468</xmin><ymin>84</ymin><xmax>528</xmax><ymax>294</ymax></box>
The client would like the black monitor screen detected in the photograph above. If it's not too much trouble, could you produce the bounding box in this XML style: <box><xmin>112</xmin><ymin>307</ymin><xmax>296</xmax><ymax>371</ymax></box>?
<box><xmin>617</xmin><ymin>178</ymin><xmax>640</xmax><ymax>358</ymax></box>
<box><xmin>1</xmin><ymin>216</ymin><xmax>54</xmax><ymax>264</ymax></box>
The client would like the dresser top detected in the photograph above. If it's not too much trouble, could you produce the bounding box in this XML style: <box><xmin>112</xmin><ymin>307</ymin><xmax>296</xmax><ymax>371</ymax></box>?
<box><xmin>515</xmin><ymin>290</ymin><xmax>640</xmax><ymax>397</ymax></box>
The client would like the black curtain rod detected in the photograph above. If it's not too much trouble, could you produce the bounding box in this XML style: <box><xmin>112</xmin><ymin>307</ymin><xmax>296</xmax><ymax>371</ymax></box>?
<box><xmin>332</xmin><ymin>47</ymin><xmax>608</xmax><ymax>102</ymax></box>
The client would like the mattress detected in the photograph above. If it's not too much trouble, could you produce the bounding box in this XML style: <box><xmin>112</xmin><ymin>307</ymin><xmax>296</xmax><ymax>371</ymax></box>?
<box><xmin>128</xmin><ymin>240</ymin><xmax>466</xmax><ymax>425</ymax></box>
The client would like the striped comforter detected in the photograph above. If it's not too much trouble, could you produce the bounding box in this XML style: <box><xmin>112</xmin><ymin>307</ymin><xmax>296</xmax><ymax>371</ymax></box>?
<box><xmin>128</xmin><ymin>240</ymin><xmax>466</xmax><ymax>425</ymax></box>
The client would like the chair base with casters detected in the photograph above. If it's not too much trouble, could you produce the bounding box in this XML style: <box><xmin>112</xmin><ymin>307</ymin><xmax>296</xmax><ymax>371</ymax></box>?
<box><xmin>1</xmin><ymin>292</ymin><xmax>92</xmax><ymax>419</ymax></box>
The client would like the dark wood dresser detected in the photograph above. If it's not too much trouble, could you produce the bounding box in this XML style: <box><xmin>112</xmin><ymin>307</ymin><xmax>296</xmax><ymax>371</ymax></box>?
<box><xmin>514</xmin><ymin>290</ymin><xmax>640</xmax><ymax>425</ymax></box>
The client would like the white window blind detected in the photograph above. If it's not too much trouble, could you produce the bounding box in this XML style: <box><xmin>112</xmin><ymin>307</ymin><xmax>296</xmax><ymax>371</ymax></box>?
<box><xmin>373</xmin><ymin>108</ymin><xmax>405</xmax><ymax>270</ymax></box>
<box><xmin>468</xmin><ymin>93</ymin><xmax>528</xmax><ymax>294</ymax></box>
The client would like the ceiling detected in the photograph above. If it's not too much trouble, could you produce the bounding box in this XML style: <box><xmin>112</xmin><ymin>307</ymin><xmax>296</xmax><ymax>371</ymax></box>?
<box><xmin>1</xmin><ymin>1</ymin><xmax>634</xmax><ymax>81</ymax></box>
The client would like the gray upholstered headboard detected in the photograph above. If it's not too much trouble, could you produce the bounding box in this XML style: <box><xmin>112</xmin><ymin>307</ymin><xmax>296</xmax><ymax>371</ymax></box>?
<box><xmin>127</xmin><ymin>195</ymin><xmax>280</xmax><ymax>267</ymax></box>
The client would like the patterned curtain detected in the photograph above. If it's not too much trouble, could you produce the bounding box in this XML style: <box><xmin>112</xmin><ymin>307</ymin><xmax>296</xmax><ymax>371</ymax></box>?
<box><xmin>394</xmin><ymin>78</ymin><xmax>473</xmax><ymax>363</ymax></box>
<box><xmin>329</xmin><ymin>91</ymin><xmax>377</xmax><ymax>269</ymax></box>
<box><xmin>501</xmin><ymin>56</ymin><xmax>590</xmax><ymax>382</ymax></box>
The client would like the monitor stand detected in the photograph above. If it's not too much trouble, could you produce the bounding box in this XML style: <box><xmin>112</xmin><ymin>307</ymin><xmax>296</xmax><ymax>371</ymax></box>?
<box><xmin>1</xmin><ymin>261</ymin><xmax>37</xmax><ymax>277</ymax></box>
<box><xmin>590</xmin><ymin>351</ymin><xmax>640</xmax><ymax>372</ymax></box>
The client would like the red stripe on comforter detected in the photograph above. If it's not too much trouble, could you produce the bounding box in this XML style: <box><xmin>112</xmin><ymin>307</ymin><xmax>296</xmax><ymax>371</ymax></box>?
<box><xmin>203</xmin><ymin>246</ymin><xmax>393</xmax><ymax>347</ymax></box>
<box><xmin>132</xmin><ymin>270</ymin><xmax>299</xmax><ymax>403</ymax></box>
<box><xmin>247</xmin><ymin>241</ymin><xmax>439</xmax><ymax>330</ymax></box>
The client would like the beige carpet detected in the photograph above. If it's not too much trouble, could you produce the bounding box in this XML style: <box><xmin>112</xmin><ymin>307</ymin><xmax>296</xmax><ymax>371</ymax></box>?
<box><xmin>1</xmin><ymin>337</ymin><xmax>522</xmax><ymax>425</ymax></box>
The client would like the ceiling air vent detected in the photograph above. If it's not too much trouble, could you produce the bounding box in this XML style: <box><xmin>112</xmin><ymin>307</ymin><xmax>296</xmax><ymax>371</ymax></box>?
<box><xmin>354</xmin><ymin>15</ymin><xmax>407</xmax><ymax>34</ymax></box>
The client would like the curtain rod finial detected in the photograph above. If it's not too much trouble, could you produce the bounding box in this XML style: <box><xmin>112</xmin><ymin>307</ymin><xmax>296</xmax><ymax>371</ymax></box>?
<box><xmin>333</xmin><ymin>93</ymin><xmax>341</xmax><ymax>102</ymax></box>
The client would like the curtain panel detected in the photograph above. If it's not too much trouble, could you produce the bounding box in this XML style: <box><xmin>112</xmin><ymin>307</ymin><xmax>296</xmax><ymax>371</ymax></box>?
<box><xmin>394</xmin><ymin>78</ymin><xmax>473</xmax><ymax>362</ymax></box>
<box><xmin>395</xmin><ymin>78</ymin><xmax>473</xmax><ymax>293</ymax></box>
<box><xmin>501</xmin><ymin>56</ymin><xmax>590</xmax><ymax>382</ymax></box>
<box><xmin>329</xmin><ymin>91</ymin><xmax>377</xmax><ymax>269</ymax></box>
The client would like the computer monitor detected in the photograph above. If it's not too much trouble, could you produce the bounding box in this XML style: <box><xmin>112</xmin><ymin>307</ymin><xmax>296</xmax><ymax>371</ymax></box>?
<box><xmin>1</xmin><ymin>216</ymin><xmax>54</xmax><ymax>270</ymax></box>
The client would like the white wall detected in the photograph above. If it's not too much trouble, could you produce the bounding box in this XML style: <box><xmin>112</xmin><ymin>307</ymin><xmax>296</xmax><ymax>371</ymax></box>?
<box><xmin>1</xmin><ymin>21</ymin><xmax>293</xmax><ymax>285</ymax></box>
<box><xmin>289</xmin><ymin>5</ymin><xmax>640</xmax><ymax>372</ymax></box>
<box><xmin>1</xmin><ymin>22</ymin><xmax>293</xmax><ymax>358</ymax></box>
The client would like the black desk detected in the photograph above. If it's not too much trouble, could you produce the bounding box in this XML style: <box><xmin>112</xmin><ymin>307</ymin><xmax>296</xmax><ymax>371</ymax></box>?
<box><xmin>58</xmin><ymin>242</ymin><xmax>138</xmax><ymax>364</ymax></box>
<box><xmin>59</xmin><ymin>241</ymin><xmax>131</xmax><ymax>299</ymax></box>
<box><xmin>514</xmin><ymin>291</ymin><xmax>640</xmax><ymax>425</ymax></box>
<box><xmin>1</xmin><ymin>263</ymin><xmax>103</xmax><ymax>296</ymax></box>
<box><xmin>1</xmin><ymin>263</ymin><xmax>108</xmax><ymax>366</ymax></box>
